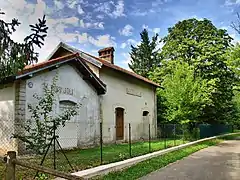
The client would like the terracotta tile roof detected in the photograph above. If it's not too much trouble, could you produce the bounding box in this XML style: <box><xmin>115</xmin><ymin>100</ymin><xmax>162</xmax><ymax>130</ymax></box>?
<box><xmin>20</xmin><ymin>53</ymin><xmax>79</xmax><ymax>75</ymax></box>
<box><xmin>15</xmin><ymin>53</ymin><xmax>107</xmax><ymax>95</ymax></box>
<box><xmin>82</xmin><ymin>52</ymin><xmax>160</xmax><ymax>87</ymax></box>
<box><xmin>48</xmin><ymin>42</ymin><xmax>159</xmax><ymax>87</ymax></box>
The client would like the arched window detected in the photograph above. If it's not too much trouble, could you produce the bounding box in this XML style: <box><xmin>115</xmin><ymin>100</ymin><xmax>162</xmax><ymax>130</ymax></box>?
<box><xmin>59</xmin><ymin>100</ymin><xmax>77</xmax><ymax>122</ymax></box>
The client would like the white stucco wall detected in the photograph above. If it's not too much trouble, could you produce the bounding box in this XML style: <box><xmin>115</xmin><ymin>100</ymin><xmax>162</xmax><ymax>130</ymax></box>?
<box><xmin>100</xmin><ymin>68</ymin><xmax>157</xmax><ymax>142</ymax></box>
<box><xmin>0</xmin><ymin>83</ymin><xmax>16</xmax><ymax>154</ymax></box>
<box><xmin>25</xmin><ymin>64</ymin><xmax>100</xmax><ymax>149</ymax></box>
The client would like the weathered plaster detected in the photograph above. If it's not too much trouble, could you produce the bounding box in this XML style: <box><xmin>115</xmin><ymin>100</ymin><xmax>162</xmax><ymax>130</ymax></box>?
<box><xmin>100</xmin><ymin>68</ymin><xmax>157</xmax><ymax>142</ymax></box>
<box><xmin>25</xmin><ymin>64</ymin><xmax>101</xmax><ymax>149</ymax></box>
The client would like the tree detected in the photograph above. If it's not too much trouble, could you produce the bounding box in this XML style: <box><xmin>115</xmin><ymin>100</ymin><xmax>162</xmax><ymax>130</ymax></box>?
<box><xmin>0</xmin><ymin>10</ymin><xmax>48</xmax><ymax>81</ymax></box>
<box><xmin>159</xmin><ymin>18</ymin><xmax>235</xmax><ymax>124</ymax></box>
<box><xmin>225</xmin><ymin>43</ymin><xmax>240</xmax><ymax>127</ymax></box>
<box><xmin>14</xmin><ymin>75</ymin><xmax>81</xmax><ymax>154</ymax></box>
<box><xmin>151</xmin><ymin>62</ymin><xmax>210</xmax><ymax>125</ymax></box>
<box><xmin>128</xmin><ymin>29</ymin><xmax>159</xmax><ymax>78</ymax></box>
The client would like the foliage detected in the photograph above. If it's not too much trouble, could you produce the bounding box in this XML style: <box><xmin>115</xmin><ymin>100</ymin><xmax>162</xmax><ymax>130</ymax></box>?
<box><xmin>35</xmin><ymin>173</ymin><xmax>48</xmax><ymax>180</ymax></box>
<box><xmin>159</xmin><ymin>18</ymin><xmax>235</xmax><ymax>124</ymax></box>
<box><xmin>128</xmin><ymin>29</ymin><xmax>160</xmax><ymax>78</ymax></box>
<box><xmin>13</xmin><ymin>75</ymin><xmax>81</xmax><ymax>154</ymax></box>
<box><xmin>0</xmin><ymin>10</ymin><xmax>48</xmax><ymax>80</ymax></box>
<box><xmin>225</xmin><ymin>43</ymin><xmax>240</xmax><ymax>126</ymax></box>
<box><xmin>152</xmin><ymin>62</ymin><xmax>210</xmax><ymax>124</ymax></box>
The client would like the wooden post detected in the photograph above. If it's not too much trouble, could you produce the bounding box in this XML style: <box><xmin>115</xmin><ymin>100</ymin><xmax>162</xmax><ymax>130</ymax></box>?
<box><xmin>5</xmin><ymin>151</ymin><xmax>16</xmax><ymax>180</ymax></box>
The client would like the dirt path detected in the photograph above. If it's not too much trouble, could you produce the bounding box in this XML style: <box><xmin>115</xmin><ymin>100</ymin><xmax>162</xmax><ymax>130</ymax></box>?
<box><xmin>140</xmin><ymin>140</ymin><xmax>240</xmax><ymax>180</ymax></box>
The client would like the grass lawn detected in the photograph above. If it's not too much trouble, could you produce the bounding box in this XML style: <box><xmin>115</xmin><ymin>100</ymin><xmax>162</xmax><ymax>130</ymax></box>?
<box><xmin>95</xmin><ymin>139</ymin><xmax>223</xmax><ymax>180</ymax></box>
<box><xmin>0</xmin><ymin>139</ymin><xmax>186</xmax><ymax>179</ymax></box>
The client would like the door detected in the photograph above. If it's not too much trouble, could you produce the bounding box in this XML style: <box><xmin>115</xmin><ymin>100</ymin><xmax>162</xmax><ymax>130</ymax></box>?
<box><xmin>116</xmin><ymin>108</ymin><xmax>124</xmax><ymax>140</ymax></box>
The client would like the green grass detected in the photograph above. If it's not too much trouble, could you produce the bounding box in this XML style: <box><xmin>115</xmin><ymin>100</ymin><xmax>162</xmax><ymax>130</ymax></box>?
<box><xmin>1</xmin><ymin>134</ymin><xmax>238</xmax><ymax>180</ymax></box>
<box><xmin>95</xmin><ymin>139</ymin><xmax>223</xmax><ymax>180</ymax></box>
<box><xmin>0</xmin><ymin>139</ymin><xmax>186</xmax><ymax>179</ymax></box>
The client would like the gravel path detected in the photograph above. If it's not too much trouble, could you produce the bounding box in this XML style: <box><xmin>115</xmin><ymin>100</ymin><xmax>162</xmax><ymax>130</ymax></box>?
<box><xmin>140</xmin><ymin>140</ymin><xmax>240</xmax><ymax>180</ymax></box>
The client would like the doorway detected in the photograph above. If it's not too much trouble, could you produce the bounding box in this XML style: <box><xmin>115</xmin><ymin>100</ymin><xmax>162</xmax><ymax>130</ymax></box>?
<box><xmin>142</xmin><ymin>111</ymin><xmax>149</xmax><ymax>138</ymax></box>
<box><xmin>115</xmin><ymin>107</ymin><xmax>124</xmax><ymax>140</ymax></box>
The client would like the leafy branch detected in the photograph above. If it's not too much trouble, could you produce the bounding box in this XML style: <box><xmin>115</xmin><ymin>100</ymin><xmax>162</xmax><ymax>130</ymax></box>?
<box><xmin>0</xmin><ymin>10</ymin><xmax>48</xmax><ymax>80</ymax></box>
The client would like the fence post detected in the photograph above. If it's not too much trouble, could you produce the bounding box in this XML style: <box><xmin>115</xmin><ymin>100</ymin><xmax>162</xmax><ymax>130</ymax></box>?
<box><xmin>174</xmin><ymin>124</ymin><xmax>176</xmax><ymax>146</ymax></box>
<box><xmin>182</xmin><ymin>126</ymin><xmax>185</xmax><ymax>144</ymax></box>
<box><xmin>5</xmin><ymin>151</ymin><xmax>16</xmax><ymax>180</ymax></box>
<box><xmin>149</xmin><ymin>124</ymin><xmax>151</xmax><ymax>153</ymax></box>
<box><xmin>100</xmin><ymin>122</ymin><xmax>103</xmax><ymax>165</ymax></box>
<box><xmin>129</xmin><ymin>123</ymin><xmax>132</xmax><ymax>157</ymax></box>
<box><xmin>53</xmin><ymin>120</ymin><xmax>56</xmax><ymax>170</ymax></box>
<box><xmin>164</xmin><ymin>124</ymin><xmax>167</xmax><ymax>149</ymax></box>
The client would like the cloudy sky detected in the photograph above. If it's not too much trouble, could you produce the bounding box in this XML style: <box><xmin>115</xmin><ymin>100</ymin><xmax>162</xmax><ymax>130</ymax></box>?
<box><xmin>1</xmin><ymin>0</ymin><xmax>240</xmax><ymax>69</ymax></box>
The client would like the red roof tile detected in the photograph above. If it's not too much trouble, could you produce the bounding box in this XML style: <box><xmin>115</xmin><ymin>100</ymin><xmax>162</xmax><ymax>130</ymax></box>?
<box><xmin>20</xmin><ymin>48</ymin><xmax>160</xmax><ymax>87</ymax></box>
<box><xmin>21</xmin><ymin>53</ymin><xmax>79</xmax><ymax>74</ymax></box>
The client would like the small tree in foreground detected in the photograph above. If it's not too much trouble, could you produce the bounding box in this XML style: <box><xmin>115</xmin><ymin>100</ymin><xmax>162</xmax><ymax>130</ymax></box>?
<box><xmin>14</xmin><ymin>75</ymin><xmax>81</xmax><ymax>154</ymax></box>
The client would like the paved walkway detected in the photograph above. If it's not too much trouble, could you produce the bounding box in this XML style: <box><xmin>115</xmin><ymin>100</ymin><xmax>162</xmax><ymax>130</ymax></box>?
<box><xmin>140</xmin><ymin>140</ymin><xmax>240</xmax><ymax>180</ymax></box>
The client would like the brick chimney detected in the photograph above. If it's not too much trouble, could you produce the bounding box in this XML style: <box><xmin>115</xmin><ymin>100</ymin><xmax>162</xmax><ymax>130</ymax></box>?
<box><xmin>98</xmin><ymin>47</ymin><xmax>115</xmax><ymax>64</ymax></box>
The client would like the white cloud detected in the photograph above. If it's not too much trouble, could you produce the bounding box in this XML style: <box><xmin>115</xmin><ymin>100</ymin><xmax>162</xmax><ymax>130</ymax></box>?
<box><xmin>94</xmin><ymin>0</ymin><xmax>125</xmax><ymax>18</ymax></box>
<box><xmin>79</xmin><ymin>20</ymin><xmax>104</xmax><ymax>29</ymax></box>
<box><xmin>0</xmin><ymin>0</ymin><xmax>116</xmax><ymax>61</ymax></box>
<box><xmin>121</xmin><ymin>53</ymin><xmax>132</xmax><ymax>71</ymax></box>
<box><xmin>131</xmin><ymin>10</ymin><xmax>148</xmax><ymax>16</ymax></box>
<box><xmin>94</xmin><ymin>1</ymin><xmax>113</xmax><ymax>14</ymax></box>
<box><xmin>111</xmin><ymin>0</ymin><xmax>125</xmax><ymax>18</ymax></box>
<box><xmin>142</xmin><ymin>24</ymin><xmax>149</xmax><ymax>30</ymax></box>
<box><xmin>127</xmin><ymin>39</ymin><xmax>140</xmax><ymax>46</ymax></box>
<box><xmin>54</xmin><ymin>0</ymin><xmax>64</xmax><ymax>10</ymax></box>
<box><xmin>225</xmin><ymin>0</ymin><xmax>240</xmax><ymax>6</ymax></box>
<box><xmin>67</xmin><ymin>0</ymin><xmax>77</xmax><ymax>8</ymax></box>
<box><xmin>122</xmin><ymin>53</ymin><xmax>131</xmax><ymax>65</ymax></box>
<box><xmin>78</xmin><ymin>33</ymin><xmax>89</xmax><ymax>43</ymax></box>
<box><xmin>120</xmin><ymin>42</ymin><xmax>127</xmax><ymax>49</ymax></box>
<box><xmin>142</xmin><ymin>25</ymin><xmax>160</xmax><ymax>34</ymax></box>
<box><xmin>153</xmin><ymin>28</ymin><xmax>160</xmax><ymax>34</ymax></box>
<box><xmin>96</xmin><ymin>14</ymin><xmax>105</xmax><ymax>19</ymax></box>
<box><xmin>119</xmin><ymin>24</ymin><xmax>134</xmax><ymax>36</ymax></box>
<box><xmin>88</xmin><ymin>34</ymin><xmax>116</xmax><ymax>47</ymax></box>
<box><xmin>77</xmin><ymin>4</ymin><xmax>84</xmax><ymax>14</ymax></box>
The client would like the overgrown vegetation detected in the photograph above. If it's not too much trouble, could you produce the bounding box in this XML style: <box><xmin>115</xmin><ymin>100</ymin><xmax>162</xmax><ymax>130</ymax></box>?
<box><xmin>13</xmin><ymin>75</ymin><xmax>80</xmax><ymax>154</ymax></box>
<box><xmin>129</xmin><ymin>18</ymin><xmax>240</xmax><ymax>128</ymax></box>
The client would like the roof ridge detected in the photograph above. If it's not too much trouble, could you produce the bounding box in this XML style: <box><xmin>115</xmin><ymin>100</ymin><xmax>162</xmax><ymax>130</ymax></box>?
<box><xmin>81</xmin><ymin>51</ymin><xmax>160</xmax><ymax>87</ymax></box>
<box><xmin>24</xmin><ymin>53</ymin><xmax>79</xmax><ymax>70</ymax></box>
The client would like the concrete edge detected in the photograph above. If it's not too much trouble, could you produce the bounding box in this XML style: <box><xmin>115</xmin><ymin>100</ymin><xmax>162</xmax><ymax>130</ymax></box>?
<box><xmin>66</xmin><ymin>132</ymin><xmax>240</xmax><ymax>179</ymax></box>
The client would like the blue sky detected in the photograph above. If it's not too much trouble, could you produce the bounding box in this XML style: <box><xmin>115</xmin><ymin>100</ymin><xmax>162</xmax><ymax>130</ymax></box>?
<box><xmin>1</xmin><ymin>0</ymin><xmax>240</xmax><ymax>70</ymax></box>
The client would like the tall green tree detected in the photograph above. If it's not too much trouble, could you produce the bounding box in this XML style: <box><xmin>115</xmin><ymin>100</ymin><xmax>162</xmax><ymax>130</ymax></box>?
<box><xmin>159</xmin><ymin>18</ymin><xmax>235</xmax><ymax>124</ymax></box>
<box><xmin>225</xmin><ymin>43</ymin><xmax>240</xmax><ymax>127</ymax></box>
<box><xmin>129</xmin><ymin>29</ymin><xmax>159</xmax><ymax>78</ymax></box>
<box><xmin>0</xmin><ymin>11</ymin><xmax>48</xmax><ymax>81</ymax></box>
<box><xmin>150</xmin><ymin>62</ymin><xmax>210</xmax><ymax>125</ymax></box>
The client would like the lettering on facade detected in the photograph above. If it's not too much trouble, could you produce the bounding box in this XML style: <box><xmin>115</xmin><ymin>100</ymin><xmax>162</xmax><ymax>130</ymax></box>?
<box><xmin>126</xmin><ymin>88</ymin><xmax>142</xmax><ymax>97</ymax></box>
<box><xmin>43</xmin><ymin>83</ymin><xmax>74</xmax><ymax>96</ymax></box>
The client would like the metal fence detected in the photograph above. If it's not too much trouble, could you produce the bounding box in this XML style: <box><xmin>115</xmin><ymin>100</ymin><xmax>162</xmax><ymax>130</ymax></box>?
<box><xmin>0</xmin><ymin>122</ymin><xmax>237</xmax><ymax>179</ymax></box>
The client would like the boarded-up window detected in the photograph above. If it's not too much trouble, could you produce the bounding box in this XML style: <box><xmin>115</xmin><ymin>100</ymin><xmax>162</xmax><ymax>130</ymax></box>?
<box><xmin>59</xmin><ymin>100</ymin><xmax>77</xmax><ymax>122</ymax></box>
